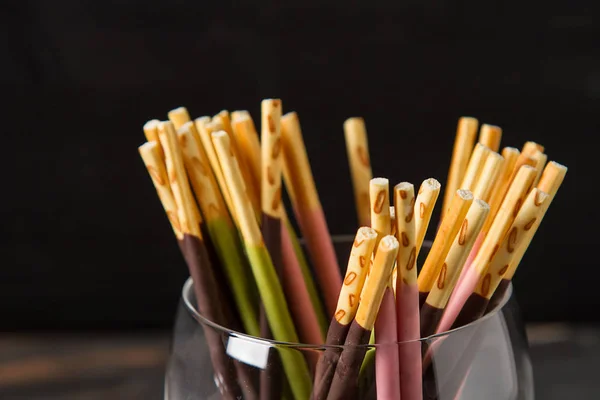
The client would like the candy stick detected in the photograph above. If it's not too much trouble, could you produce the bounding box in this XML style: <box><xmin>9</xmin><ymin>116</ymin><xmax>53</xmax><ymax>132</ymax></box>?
<box><xmin>372</xmin><ymin>178</ymin><xmax>397</xmax><ymax>400</ymax></box>
<box><xmin>472</xmin><ymin>151</ymin><xmax>504</xmax><ymax>203</ymax></box>
<box><xmin>138</xmin><ymin>142</ymin><xmax>182</xmax><ymax>238</ymax></box>
<box><xmin>231</xmin><ymin>110</ymin><xmax>328</xmax><ymax>334</ymax></box>
<box><xmin>417</xmin><ymin>190</ymin><xmax>474</xmax><ymax>307</ymax></box>
<box><xmin>530</xmin><ymin>150</ymin><xmax>548</xmax><ymax>186</ymax></box>
<box><xmin>481</xmin><ymin>147</ymin><xmax>520</xmax><ymax>232</ymax></box>
<box><xmin>312</xmin><ymin>227</ymin><xmax>378</xmax><ymax>400</ymax></box>
<box><xmin>154</xmin><ymin>122</ymin><xmax>245</xmax><ymax>399</ymax></box>
<box><xmin>394</xmin><ymin>182</ymin><xmax>422</xmax><ymax>400</ymax></box>
<box><xmin>414</xmin><ymin>178</ymin><xmax>441</xmax><ymax>257</ymax></box>
<box><xmin>143</xmin><ymin>119</ymin><xmax>162</xmax><ymax>154</ymax></box>
<box><xmin>195</xmin><ymin>117</ymin><xmax>238</xmax><ymax>223</ymax></box>
<box><xmin>365</xmin><ymin>178</ymin><xmax>390</xmax><ymax>298</ymax></box>
<box><xmin>344</xmin><ymin>117</ymin><xmax>373</xmax><ymax>227</ymax></box>
<box><xmin>215</xmin><ymin>110</ymin><xmax>261</xmax><ymax>216</ymax></box>
<box><xmin>438</xmin><ymin>165</ymin><xmax>536</xmax><ymax>332</ymax></box>
<box><xmin>369</xmin><ymin>178</ymin><xmax>391</xmax><ymax>247</ymax></box>
<box><xmin>441</xmin><ymin>117</ymin><xmax>478</xmax><ymax>220</ymax></box>
<box><xmin>168</xmin><ymin>106</ymin><xmax>192</xmax><ymax>129</ymax></box>
<box><xmin>489</xmin><ymin>161</ymin><xmax>567</xmax><ymax>308</ymax></box>
<box><xmin>259</xmin><ymin>99</ymin><xmax>285</xmax><ymax>400</ymax></box>
<box><xmin>212</xmin><ymin>130</ymin><xmax>311</xmax><ymax>400</ymax></box>
<box><xmin>232</xmin><ymin>113</ymin><xmax>262</xmax><ymax>191</ymax></box>
<box><xmin>477</xmin><ymin>124</ymin><xmax>502</xmax><ymax>152</ymax></box>
<box><xmin>328</xmin><ymin>236</ymin><xmax>399</xmax><ymax>400</ymax></box>
<box><xmin>455</xmin><ymin>189</ymin><xmax>549</xmax><ymax>327</ymax></box>
<box><xmin>459</xmin><ymin>143</ymin><xmax>492</xmax><ymax>192</ymax></box>
<box><xmin>420</xmin><ymin>199</ymin><xmax>489</xmax><ymax>337</ymax></box>
<box><xmin>281</xmin><ymin>111</ymin><xmax>342</xmax><ymax>317</ymax></box>
<box><xmin>461</xmin><ymin>148</ymin><xmax>531</xmax><ymax>287</ymax></box>
<box><xmin>177</xmin><ymin>122</ymin><xmax>260</xmax><ymax>336</ymax></box>
<box><xmin>453</xmin><ymin>151</ymin><xmax>503</xmax><ymax>287</ymax></box>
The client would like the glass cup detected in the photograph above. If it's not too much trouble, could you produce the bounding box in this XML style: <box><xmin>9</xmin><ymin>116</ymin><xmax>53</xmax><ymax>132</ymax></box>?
<box><xmin>164</xmin><ymin>237</ymin><xmax>534</xmax><ymax>400</ymax></box>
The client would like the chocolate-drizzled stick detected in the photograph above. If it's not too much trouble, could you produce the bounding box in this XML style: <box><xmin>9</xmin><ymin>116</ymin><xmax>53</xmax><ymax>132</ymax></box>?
<box><xmin>420</xmin><ymin>199</ymin><xmax>489</xmax><ymax>337</ymax></box>
<box><xmin>312</xmin><ymin>227</ymin><xmax>378</xmax><ymax>400</ymax></box>
<box><xmin>369</xmin><ymin>178</ymin><xmax>391</xmax><ymax>247</ymax></box>
<box><xmin>414</xmin><ymin>178</ymin><xmax>441</xmax><ymax>258</ymax></box>
<box><xmin>478</xmin><ymin>124</ymin><xmax>502</xmax><ymax>153</ymax></box>
<box><xmin>441</xmin><ymin>117</ymin><xmax>478</xmax><ymax>220</ymax></box>
<box><xmin>232</xmin><ymin>113</ymin><xmax>261</xmax><ymax>191</ymax></box>
<box><xmin>365</xmin><ymin>178</ymin><xmax>389</xmax><ymax>299</ymax></box>
<box><xmin>372</xmin><ymin>178</ymin><xmax>397</xmax><ymax>400</ymax></box>
<box><xmin>489</xmin><ymin>161</ymin><xmax>567</xmax><ymax>308</ymax></box>
<box><xmin>212</xmin><ymin>130</ymin><xmax>311</xmax><ymax>400</ymax></box>
<box><xmin>459</xmin><ymin>143</ymin><xmax>492</xmax><ymax>193</ymax></box>
<box><xmin>438</xmin><ymin>165</ymin><xmax>536</xmax><ymax>332</ymax></box>
<box><xmin>195</xmin><ymin>118</ymin><xmax>238</xmax><ymax>223</ymax></box>
<box><xmin>177</xmin><ymin>122</ymin><xmax>260</xmax><ymax>336</ymax></box>
<box><xmin>344</xmin><ymin>117</ymin><xmax>373</xmax><ymax>227</ymax></box>
<box><xmin>328</xmin><ymin>236</ymin><xmax>399</xmax><ymax>400</ymax></box>
<box><xmin>215</xmin><ymin>110</ymin><xmax>261</xmax><ymax>216</ymax></box>
<box><xmin>417</xmin><ymin>190</ymin><xmax>474</xmax><ymax>307</ymax></box>
<box><xmin>138</xmin><ymin>142</ymin><xmax>181</xmax><ymax>238</ymax></box>
<box><xmin>504</xmin><ymin>141</ymin><xmax>543</xmax><ymax>189</ymax></box>
<box><xmin>482</xmin><ymin>147</ymin><xmax>520</xmax><ymax>232</ymax></box>
<box><xmin>259</xmin><ymin>99</ymin><xmax>285</xmax><ymax>400</ymax></box>
<box><xmin>281</xmin><ymin>112</ymin><xmax>342</xmax><ymax>317</ymax></box>
<box><xmin>231</xmin><ymin>110</ymin><xmax>328</xmax><ymax>335</ymax></box>
<box><xmin>155</xmin><ymin>122</ymin><xmax>244</xmax><ymax>399</ymax></box>
<box><xmin>394</xmin><ymin>182</ymin><xmax>422</xmax><ymax>400</ymax></box>
<box><xmin>455</xmin><ymin>152</ymin><xmax>503</xmax><ymax>288</ymax></box>
<box><xmin>472</xmin><ymin>152</ymin><xmax>504</xmax><ymax>203</ymax></box>
<box><xmin>455</xmin><ymin>189</ymin><xmax>549</xmax><ymax>327</ymax></box>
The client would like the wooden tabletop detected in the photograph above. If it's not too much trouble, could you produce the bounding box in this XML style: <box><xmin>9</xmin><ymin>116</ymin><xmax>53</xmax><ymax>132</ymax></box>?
<box><xmin>1</xmin><ymin>324</ymin><xmax>598</xmax><ymax>399</ymax></box>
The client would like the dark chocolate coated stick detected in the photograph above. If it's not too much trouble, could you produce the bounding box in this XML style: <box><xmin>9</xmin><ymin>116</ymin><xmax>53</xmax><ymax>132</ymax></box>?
<box><xmin>327</xmin><ymin>235</ymin><xmax>399</xmax><ymax>400</ymax></box>
<box><xmin>140</xmin><ymin>129</ymin><xmax>244</xmax><ymax>399</ymax></box>
<box><xmin>312</xmin><ymin>227</ymin><xmax>378</xmax><ymax>400</ymax></box>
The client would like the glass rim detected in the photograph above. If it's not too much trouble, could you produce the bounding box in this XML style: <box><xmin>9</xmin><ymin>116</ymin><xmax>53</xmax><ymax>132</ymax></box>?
<box><xmin>180</xmin><ymin>235</ymin><xmax>514</xmax><ymax>348</ymax></box>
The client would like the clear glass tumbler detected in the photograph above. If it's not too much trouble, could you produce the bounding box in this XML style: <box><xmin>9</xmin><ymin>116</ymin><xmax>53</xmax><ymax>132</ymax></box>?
<box><xmin>164</xmin><ymin>238</ymin><xmax>534</xmax><ymax>400</ymax></box>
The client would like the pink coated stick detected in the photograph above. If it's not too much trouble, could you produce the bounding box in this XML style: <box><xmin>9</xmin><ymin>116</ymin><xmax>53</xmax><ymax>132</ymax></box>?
<box><xmin>397</xmin><ymin>282</ymin><xmax>423</xmax><ymax>400</ymax></box>
<box><xmin>454</xmin><ymin>233</ymin><xmax>484</xmax><ymax>291</ymax></box>
<box><xmin>436</xmin><ymin>265</ymin><xmax>480</xmax><ymax>334</ymax></box>
<box><xmin>375</xmin><ymin>287</ymin><xmax>401</xmax><ymax>400</ymax></box>
<box><xmin>280</xmin><ymin>222</ymin><xmax>324</xmax><ymax>350</ymax></box>
<box><xmin>294</xmin><ymin>206</ymin><xmax>342</xmax><ymax>317</ymax></box>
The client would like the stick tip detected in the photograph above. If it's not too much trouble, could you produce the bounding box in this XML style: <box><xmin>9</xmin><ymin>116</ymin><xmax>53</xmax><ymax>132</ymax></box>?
<box><xmin>394</xmin><ymin>181</ymin><xmax>414</xmax><ymax>192</ymax></box>
<box><xmin>422</xmin><ymin>177</ymin><xmax>441</xmax><ymax>190</ymax></box>
<box><xmin>473</xmin><ymin>198</ymin><xmax>490</xmax><ymax>210</ymax></box>
<box><xmin>138</xmin><ymin>141</ymin><xmax>156</xmax><ymax>153</ymax></box>
<box><xmin>371</xmin><ymin>177</ymin><xmax>389</xmax><ymax>186</ymax></box>
<box><xmin>379</xmin><ymin>234</ymin><xmax>399</xmax><ymax>250</ymax></box>
<box><xmin>457</xmin><ymin>189</ymin><xmax>474</xmax><ymax>200</ymax></box>
<box><xmin>357</xmin><ymin>226</ymin><xmax>378</xmax><ymax>241</ymax></box>
<box><xmin>211</xmin><ymin>130</ymin><xmax>228</xmax><ymax>139</ymax></box>
<box><xmin>143</xmin><ymin>119</ymin><xmax>160</xmax><ymax>130</ymax></box>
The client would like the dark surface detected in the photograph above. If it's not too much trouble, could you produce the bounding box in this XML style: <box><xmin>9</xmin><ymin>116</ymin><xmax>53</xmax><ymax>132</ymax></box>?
<box><xmin>2</xmin><ymin>1</ymin><xmax>597</xmax><ymax>329</ymax></box>
<box><xmin>0</xmin><ymin>324</ymin><xmax>598</xmax><ymax>400</ymax></box>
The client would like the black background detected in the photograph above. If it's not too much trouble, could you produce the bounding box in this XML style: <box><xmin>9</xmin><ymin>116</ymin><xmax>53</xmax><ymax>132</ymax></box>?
<box><xmin>2</xmin><ymin>1</ymin><xmax>598</xmax><ymax>331</ymax></box>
